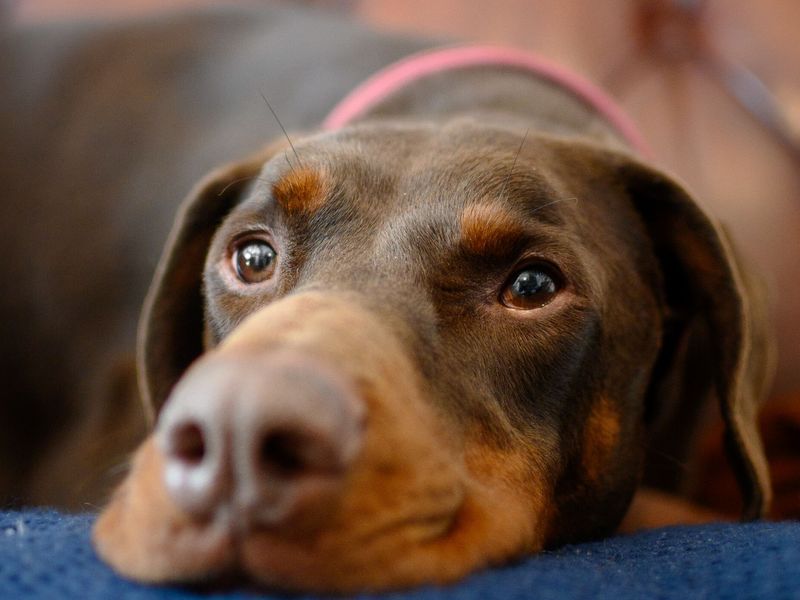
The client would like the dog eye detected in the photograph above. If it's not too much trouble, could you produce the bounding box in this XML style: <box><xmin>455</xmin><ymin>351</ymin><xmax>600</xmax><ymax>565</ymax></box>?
<box><xmin>232</xmin><ymin>238</ymin><xmax>277</xmax><ymax>284</ymax></box>
<box><xmin>500</xmin><ymin>264</ymin><xmax>560</xmax><ymax>309</ymax></box>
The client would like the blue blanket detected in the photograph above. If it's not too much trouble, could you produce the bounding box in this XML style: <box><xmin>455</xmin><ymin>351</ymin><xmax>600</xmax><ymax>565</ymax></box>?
<box><xmin>0</xmin><ymin>510</ymin><xmax>797</xmax><ymax>599</ymax></box>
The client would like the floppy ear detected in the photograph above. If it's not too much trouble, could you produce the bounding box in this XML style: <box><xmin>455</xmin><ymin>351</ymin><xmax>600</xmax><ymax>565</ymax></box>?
<box><xmin>137</xmin><ymin>143</ymin><xmax>283</xmax><ymax>424</ymax></box>
<box><xmin>620</xmin><ymin>160</ymin><xmax>774</xmax><ymax>520</ymax></box>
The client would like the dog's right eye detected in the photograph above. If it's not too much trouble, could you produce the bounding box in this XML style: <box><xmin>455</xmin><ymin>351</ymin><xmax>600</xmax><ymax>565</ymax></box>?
<box><xmin>231</xmin><ymin>238</ymin><xmax>277</xmax><ymax>284</ymax></box>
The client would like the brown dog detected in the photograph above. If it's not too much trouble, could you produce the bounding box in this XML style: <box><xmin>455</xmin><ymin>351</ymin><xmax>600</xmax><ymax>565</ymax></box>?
<box><xmin>1</xmin><ymin>4</ymin><xmax>772</xmax><ymax>595</ymax></box>
<box><xmin>93</xmin><ymin>47</ymin><xmax>774</xmax><ymax>599</ymax></box>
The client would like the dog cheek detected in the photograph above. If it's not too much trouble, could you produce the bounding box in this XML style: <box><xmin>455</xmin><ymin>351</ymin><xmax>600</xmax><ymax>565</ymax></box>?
<box><xmin>581</xmin><ymin>396</ymin><xmax>622</xmax><ymax>484</ymax></box>
<box><xmin>544</xmin><ymin>395</ymin><xmax>642</xmax><ymax>546</ymax></box>
<box><xmin>464</xmin><ymin>439</ymin><xmax>556</xmax><ymax>551</ymax></box>
<box><xmin>577</xmin><ymin>396</ymin><xmax>644</xmax><ymax>526</ymax></box>
<box><xmin>92</xmin><ymin>438</ymin><xmax>235</xmax><ymax>583</ymax></box>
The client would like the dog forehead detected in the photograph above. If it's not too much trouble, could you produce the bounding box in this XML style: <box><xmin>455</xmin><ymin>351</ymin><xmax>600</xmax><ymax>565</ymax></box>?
<box><xmin>326</xmin><ymin>123</ymin><xmax>549</xmax><ymax>182</ymax></box>
<box><xmin>261</xmin><ymin>126</ymin><xmax>581</xmax><ymax>215</ymax></box>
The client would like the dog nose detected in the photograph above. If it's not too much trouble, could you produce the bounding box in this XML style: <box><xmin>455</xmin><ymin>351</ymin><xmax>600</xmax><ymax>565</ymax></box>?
<box><xmin>156</xmin><ymin>353</ymin><xmax>365</xmax><ymax>528</ymax></box>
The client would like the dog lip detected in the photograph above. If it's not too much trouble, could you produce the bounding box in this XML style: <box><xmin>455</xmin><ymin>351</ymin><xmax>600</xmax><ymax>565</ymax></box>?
<box><xmin>234</xmin><ymin>505</ymin><xmax>465</xmax><ymax>592</ymax></box>
<box><xmin>199</xmin><ymin>486</ymin><xmax>465</xmax><ymax>587</ymax></box>
<box><xmin>359</xmin><ymin>503</ymin><xmax>463</xmax><ymax>546</ymax></box>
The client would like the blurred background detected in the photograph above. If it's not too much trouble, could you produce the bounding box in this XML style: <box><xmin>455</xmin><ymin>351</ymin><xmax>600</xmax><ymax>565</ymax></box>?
<box><xmin>5</xmin><ymin>0</ymin><xmax>800</xmax><ymax>516</ymax></box>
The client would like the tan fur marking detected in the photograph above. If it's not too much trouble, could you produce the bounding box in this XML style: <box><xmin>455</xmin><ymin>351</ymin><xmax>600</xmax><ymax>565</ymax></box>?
<box><xmin>459</xmin><ymin>203</ymin><xmax>525</xmax><ymax>257</ymax></box>
<box><xmin>581</xmin><ymin>396</ymin><xmax>621</xmax><ymax>482</ymax></box>
<box><xmin>272</xmin><ymin>167</ymin><xmax>328</xmax><ymax>216</ymax></box>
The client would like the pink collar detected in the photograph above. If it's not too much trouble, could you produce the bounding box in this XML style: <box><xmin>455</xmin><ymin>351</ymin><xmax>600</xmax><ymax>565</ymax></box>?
<box><xmin>323</xmin><ymin>45</ymin><xmax>651</xmax><ymax>158</ymax></box>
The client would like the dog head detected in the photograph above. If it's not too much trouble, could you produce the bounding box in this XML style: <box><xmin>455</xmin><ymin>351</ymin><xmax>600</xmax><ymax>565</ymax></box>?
<box><xmin>94</xmin><ymin>121</ymin><xmax>770</xmax><ymax>592</ymax></box>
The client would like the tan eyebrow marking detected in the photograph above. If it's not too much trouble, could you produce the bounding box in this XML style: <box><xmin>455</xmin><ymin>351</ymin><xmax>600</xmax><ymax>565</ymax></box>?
<box><xmin>581</xmin><ymin>395</ymin><xmax>621</xmax><ymax>483</ymax></box>
<box><xmin>272</xmin><ymin>166</ymin><xmax>328</xmax><ymax>216</ymax></box>
<box><xmin>459</xmin><ymin>203</ymin><xmax>526</xmax><ymax>257</ymax></box>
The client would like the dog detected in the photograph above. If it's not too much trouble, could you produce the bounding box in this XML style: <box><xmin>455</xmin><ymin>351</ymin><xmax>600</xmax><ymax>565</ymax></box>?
<box><xmin>1</xmin><ymin>3</ymin><xmax>773</xmax><ymax>594</ymax></box>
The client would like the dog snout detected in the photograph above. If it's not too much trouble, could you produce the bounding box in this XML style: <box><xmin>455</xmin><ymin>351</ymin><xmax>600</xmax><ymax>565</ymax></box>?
<box><xmin>156</xmin><ymin>352</ymin><xmax>365</xmax><ymax>529</ymax></box>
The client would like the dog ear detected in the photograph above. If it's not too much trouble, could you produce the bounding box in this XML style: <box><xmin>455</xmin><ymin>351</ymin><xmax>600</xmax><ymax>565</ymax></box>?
<box><xmin>621</xmin><ymin>160</ymin><xmax>774</xmax><ymax>520</ymax></box>
<box><xmin>136</xmin><ymin>143</ymin><xmax>285</xmax><ymax>424</ymax></box>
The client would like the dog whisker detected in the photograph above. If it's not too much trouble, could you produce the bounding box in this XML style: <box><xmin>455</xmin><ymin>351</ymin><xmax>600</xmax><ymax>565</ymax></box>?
<box><xmin>640</xmin><ymin>441</ymin><xmax>693</xmax><ymax>474</ymax></box>
<box><xmin>218</xmin><ymin>176</ymin><xmax>269</xmax><ymax>197</ymax></box>
<box><xmin>259</xmin><ymin>91</ymin><xmax>301</xmax><ymax>168</ymax></box>
<box><xmin>530</xmin><ymin>196</ymin><xmax>579</xmax><ymax>214</ymax></box>
<box><xmin>498</xmin><ymin>128</ymin><xmax>529</xmax><ymax>202</ymax></box>
<box><xmin>105</xmin><ymin>459</ymin><xmax>133</xmax><ymax>478</ymax></box>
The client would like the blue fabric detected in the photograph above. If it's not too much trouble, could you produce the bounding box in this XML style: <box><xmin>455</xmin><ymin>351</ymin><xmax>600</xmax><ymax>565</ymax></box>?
<box><xmin>0</xmin><ymin>510</ymin><xmax>798</xmax><ymax>599</ymax></box>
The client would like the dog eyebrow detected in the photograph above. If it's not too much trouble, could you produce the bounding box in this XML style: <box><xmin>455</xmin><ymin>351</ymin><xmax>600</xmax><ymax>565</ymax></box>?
<box><xmin>459</xmin><ymin>203</ymin><xmax>527</xmax><ymax>257</ymax></box>
<box><xmin>272</xmin><ymin>166</ymin><xmax>327</xmax><ymax>215</ymax></box>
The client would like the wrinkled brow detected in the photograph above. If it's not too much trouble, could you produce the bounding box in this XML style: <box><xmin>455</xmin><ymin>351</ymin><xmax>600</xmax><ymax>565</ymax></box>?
<box><xmin>459</xmin><ymin>203</ymin><xmax>527</xmax><ymax>258</ymax></box>
<box><xmin>272</xmin><ymin>166</ymin><xmax>328</xmax><ymax>216</ymax></box>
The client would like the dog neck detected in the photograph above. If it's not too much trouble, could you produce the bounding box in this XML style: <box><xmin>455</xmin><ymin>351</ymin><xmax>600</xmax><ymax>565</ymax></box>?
<box><xmin>323</xmin><ymin>45</ymin><xmax>650</xmax><ymax>158</ymax></box>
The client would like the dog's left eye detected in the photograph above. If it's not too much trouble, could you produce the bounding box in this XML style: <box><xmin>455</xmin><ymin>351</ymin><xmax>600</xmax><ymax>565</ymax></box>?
<box><xmin>231</xmin><ymin>238</ymin><xmax>277</xmax><ymax>284</ymax></box>
<box><xmin>500</xmin><ymin>265</ymin><xmax>560</xmax><ymax>309</ymax></box>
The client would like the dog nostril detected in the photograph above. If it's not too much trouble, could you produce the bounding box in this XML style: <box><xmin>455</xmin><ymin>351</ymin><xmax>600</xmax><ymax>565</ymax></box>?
<box><xmin>259</xmin><ymin>429</ymin><xmax>314</xmax><ymax>478</ymax></box>
<box><xmin>170</xmin><ymin>422</ymin><xmax>206</xmax><ymax>465</ymax></box>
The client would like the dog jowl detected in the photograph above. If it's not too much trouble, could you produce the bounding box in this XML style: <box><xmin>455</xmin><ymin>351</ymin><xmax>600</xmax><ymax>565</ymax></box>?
<box><xmin>93</xmin><ymin>114</ymin><xmax>770</xmax><ymax>592</ymax></box>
